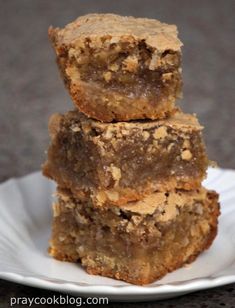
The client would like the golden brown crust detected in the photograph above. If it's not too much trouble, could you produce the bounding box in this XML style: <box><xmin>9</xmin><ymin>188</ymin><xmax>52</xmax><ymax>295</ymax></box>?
<box><xmin>49</xmin><ymin>13</ymin><xmax>182</xmax><ymax>52</ymax></box>
<box><xmin>69</xmin><ymin>81</ymin><xmax>178</xmax><ymax>122</ymax></box>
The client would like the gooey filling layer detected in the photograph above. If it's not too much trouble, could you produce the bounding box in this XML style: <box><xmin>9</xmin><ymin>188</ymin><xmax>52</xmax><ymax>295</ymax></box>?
<box><xmin>68</xmin><ymin>42</ymin><xmax>182</xmax><ymax>102</ymax></box>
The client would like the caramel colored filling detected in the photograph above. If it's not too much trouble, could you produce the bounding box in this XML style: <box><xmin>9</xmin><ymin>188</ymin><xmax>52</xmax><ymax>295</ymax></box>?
<box><xmin>68</xmin><ymin>43</ymin><xmax>181</xmax><ymax>103</ymax></box>
<box><xmin>46</xmin><ymin>125</ymin><xmax>206</xmax><ymax>191</ymax></box>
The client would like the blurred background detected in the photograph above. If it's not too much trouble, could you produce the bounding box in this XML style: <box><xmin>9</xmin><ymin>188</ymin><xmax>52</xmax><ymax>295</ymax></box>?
<box><xmin>1</xmin><ymin>0</ymin><xmax>235</xmax><ymax>182</ymax></box>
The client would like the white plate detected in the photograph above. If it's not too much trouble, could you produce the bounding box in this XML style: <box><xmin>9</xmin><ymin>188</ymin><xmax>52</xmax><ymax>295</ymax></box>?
<box><xmin>0</xmin><ymin>168</ymin><xmax>235</xmax><ymax>301</ymax></box>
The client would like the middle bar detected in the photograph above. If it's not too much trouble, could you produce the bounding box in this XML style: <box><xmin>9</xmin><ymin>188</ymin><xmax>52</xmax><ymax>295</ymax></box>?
<box><xmin>43</xmin><ymin>110</ymin><xmax>209</xmax><ymax>206</ymax></box>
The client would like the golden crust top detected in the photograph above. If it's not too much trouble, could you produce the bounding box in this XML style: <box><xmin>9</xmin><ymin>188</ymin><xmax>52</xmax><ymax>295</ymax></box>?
<box><xmin>51</xmin><ymin>110</ymin><xmax>203</xmax><ymax>135</ymax></box>
<box><xmin>49</xmin><ymin>13</ymin><xmax>182</xmax><ymax>52</ymax></box>
<box><xmin>57</xmin><ymin>187</ymin><xmax>217</xmax><ymax>221</ymax></box>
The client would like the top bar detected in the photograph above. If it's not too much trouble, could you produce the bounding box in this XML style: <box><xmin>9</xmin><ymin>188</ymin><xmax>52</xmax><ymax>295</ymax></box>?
<box><xmin>49</xmin><ymin>14</ymin><xmax>183</xmax><ymax>122</ymax></box>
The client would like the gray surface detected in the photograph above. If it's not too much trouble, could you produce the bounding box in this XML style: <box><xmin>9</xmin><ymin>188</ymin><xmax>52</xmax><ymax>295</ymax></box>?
<box><xmin>0</xmin><ymin>0</ymin><xmax>235</xmax><ymax>306</ymax></box>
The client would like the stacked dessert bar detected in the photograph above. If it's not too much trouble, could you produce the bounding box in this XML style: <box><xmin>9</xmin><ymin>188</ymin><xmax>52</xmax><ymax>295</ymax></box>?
<box><xmin>43</xmin><ymin>14</ymin><xmax>220</xmax><ymax>285</ymax></box>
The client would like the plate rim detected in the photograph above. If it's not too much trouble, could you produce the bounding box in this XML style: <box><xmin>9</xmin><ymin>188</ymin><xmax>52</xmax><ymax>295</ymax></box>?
<box><xmin>1</xmin><ymin>167</ymin><xmax>235</xmax><ymax>299</ymax></box>
<box><xmin>1</xmin><ymin>271</ymin><xmax>235</xmax><ymax>296</ymax></box>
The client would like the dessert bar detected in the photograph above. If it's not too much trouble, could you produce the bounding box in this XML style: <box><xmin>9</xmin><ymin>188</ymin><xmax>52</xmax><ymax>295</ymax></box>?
<box><xmin>43</xmin><ymin>110</ymin><xmax>209</xmax><ymax>206</ymax></box>
<box><xmin>49</xmin><ymin>14</ymin><xmax>182</xmax><ymax>122</ymax></box>
<box><xmin>49</xmin><ymin>187</ymin><xmax>220</xmax><ymax>285</ymax></box>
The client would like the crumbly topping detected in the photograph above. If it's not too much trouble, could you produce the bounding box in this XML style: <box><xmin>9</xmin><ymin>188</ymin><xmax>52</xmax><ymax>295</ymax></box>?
<box><xmin>120</xmin><ymin>188</ymin><xmax>207</xmax><ymax>219</ymax></box>
<box><xmin>57</xmin><ymin>187</ymin><xmax>210</xmax><ymax>223</ymax></box>
<box><xmin>120</xmin><ymin>193</ymin><xmax>166</xmax><ymax>215</ymax></box>
<box><xmin>49</xmin><ymin>13</ymin><xmax>182</xmax><ymax>53</ymax></box>
<box><xmin>63</xmin><ymin>110</ymin><xmax>202</xmax><ymax>136</ymax></box>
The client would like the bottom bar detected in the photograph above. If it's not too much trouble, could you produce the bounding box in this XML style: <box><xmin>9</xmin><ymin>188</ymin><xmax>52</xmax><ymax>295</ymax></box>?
<box><xmin>49</xmin><ymin>187</ymin><xmax>220</xmax><ymax>285</ymax></box>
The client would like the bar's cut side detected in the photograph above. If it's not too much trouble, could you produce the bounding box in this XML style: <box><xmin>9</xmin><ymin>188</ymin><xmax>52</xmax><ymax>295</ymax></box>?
<box><xmin>43</xmin><ymin>110</ymin><xmax>209</xmax><ymax>206</ymax></box>
<box><xmin>49</xmin><ymin>13</ymin><xmax>182</xmax><ymax>122</ymax></box>
<box><xmin>49</xmin><ymin>187</ymin><xmax>220</xmax><ymax>285</ymax></box>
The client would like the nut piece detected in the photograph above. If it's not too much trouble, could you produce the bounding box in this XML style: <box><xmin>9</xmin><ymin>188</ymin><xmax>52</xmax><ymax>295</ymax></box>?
<box><xmin>123</xmin><ymin>55</ymin><xmax>139</xmax><ymax>72</ymax></box>
<box><xmin>103</xmin><ymin>71</ymin><xmax>112</xmax><ymax>82</ymax></box>
<box><xmin>71</xmin><ymin>125</ymin><xmax>81</xmax><ymax>132</ymax></box>
<box><xmin>183</xmin><ymin>139</ymin><xmax>190</xmax><ymax>149</ymax></box>
<box><xmin>109</xmin><ymin>63</ymin><xmax>119</xmax><ymax>72</ymax></box>
<box><xmin>52</xmin><ymin>202</ymin><xmax>61</xmax><ymax>217</ymax></box>
<box><xmin>109</xmin><ymin>164</ymin><xmax>122</xmax><ymax>185</ymax></box>
<box><xmin>149</xmin><ymin>52</ymin><xmax>161</xmax><ymax>70</ymax></box>
<box><xmin>181</xmin><ymin>150</ymin><xmax>192</xmax><ymax>161</ymax></box>
<box><xmin>103</xmin><ymin>127</ymin><xmax>113</xmax><ymax>140</ymax></box>
<box><xmin>162</xmin><ymin>72</ymin><xmax>172</xmax><ymax>83</ymax></box>
<box><xmin>105</xmin><ymin>190</ymin><xmax>120</xmax><ymax>202</ymax></box>
<box><xmin>96</xmin><ymin>191</ymin><xmax>107</xmax><ymax>206</ymax></box>
<box><xmin>153</xmin><ymin>126</ymin><xmax>168</xmax><ymax>139</ymax></box>
<box><xmin>143</xmin><ymin>131</ymin><xmax>150</xmax><ymax>141</ymax></box>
